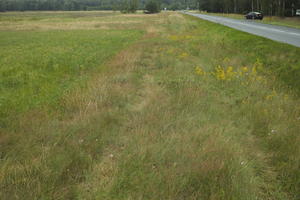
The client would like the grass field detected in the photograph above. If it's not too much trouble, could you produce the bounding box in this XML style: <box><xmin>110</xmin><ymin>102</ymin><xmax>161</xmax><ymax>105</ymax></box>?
<box><xmin>192</xmin><ymin>11</ymin><xmax>300</xmax><ymax>29</ymax></box>
<box><xmin>0</xmin><ymin>11</ymin><xmax>300</xmax><ymax>200</ymax></box>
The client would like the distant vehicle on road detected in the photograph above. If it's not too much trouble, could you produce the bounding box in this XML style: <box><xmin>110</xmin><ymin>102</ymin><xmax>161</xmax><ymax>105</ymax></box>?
<box><xmin>245</xmin><ymin>12</ymin><xmax>263</xmax><ymax>20</ymax></box>
<box><xmin>296</xmin><ymin>9</ymin><xmax>300</xmax><ymax>16</ymax></box>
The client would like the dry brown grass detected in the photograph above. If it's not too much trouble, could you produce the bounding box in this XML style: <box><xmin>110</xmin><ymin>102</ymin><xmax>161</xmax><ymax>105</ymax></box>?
<box><xmin>0</xmin><ymin>11</ymin><xmax>165</xmax><ymax>31</ymax></box>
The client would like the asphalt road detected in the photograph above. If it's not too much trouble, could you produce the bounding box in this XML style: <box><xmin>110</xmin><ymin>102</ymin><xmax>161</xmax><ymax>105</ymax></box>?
<box><xmin>184</xmin><ymin>12</ymin><xmax>300</xmax><ymax>48</ymax></box>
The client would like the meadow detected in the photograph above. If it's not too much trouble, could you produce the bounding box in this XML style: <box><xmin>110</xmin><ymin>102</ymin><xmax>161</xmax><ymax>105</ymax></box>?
<box><xmin>0</xmin><ymin>11</ymin><xmax>300</xmax><ymax>200</ymax></box>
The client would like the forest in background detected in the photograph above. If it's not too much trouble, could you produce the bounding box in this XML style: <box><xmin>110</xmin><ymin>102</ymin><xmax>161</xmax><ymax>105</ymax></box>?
<box><xmin>0</xmin><ymin>0</ymin><xmax>299</xmax><ymax>18</ymax></box>
<box><xmin>199</xmin><ymin>0</ymin><xmax>300</xmax><ymax>17</ymax></box>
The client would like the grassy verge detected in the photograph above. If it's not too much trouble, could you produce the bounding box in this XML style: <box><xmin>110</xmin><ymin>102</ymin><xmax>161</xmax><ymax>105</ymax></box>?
<box><xmin>191</xmin><ymin>11</ymin><xmax>300</xmax><ymax>29</ymax></box>
<box><xmin>0</xmin><ymin>11</ymin><xmax>300</xmax><ymax>199</ymax></box>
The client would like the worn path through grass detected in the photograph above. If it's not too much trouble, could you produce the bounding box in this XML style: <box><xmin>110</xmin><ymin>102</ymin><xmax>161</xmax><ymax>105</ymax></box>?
<box><xmin>1</xmin><ymin>11</ymin><xmax>300</xmax><ymax>200</ymax></box>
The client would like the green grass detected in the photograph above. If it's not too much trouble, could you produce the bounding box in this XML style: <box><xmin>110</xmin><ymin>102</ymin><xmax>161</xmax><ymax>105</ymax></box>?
<box><xmin>192</xmin><ymin>11</ymin><xmax>300</xmax><ymax>29</ymax></box>
<box><xmin>0</xmin><ymin>30</ymin><xmax>142</xmax><ymax>127</ymax></box>
<box><xmin>0</xmin><ymin>11</ymin><xmax>300</xmax><ymax>200</ymax></box>
<box><xmin>0</xmin><ymin>11</ymin><xmax>118</xmax><ymax>21</ymax></box>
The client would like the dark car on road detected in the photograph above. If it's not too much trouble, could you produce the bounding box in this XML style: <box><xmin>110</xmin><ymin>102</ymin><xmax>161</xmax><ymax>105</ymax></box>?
<box><xmin>245</xmin><ymin>12</ymin><xmax>263</xmax><ymax>20</ymax></box>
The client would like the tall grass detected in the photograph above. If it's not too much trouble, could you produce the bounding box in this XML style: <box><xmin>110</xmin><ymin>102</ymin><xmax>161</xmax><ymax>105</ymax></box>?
<box><xmin>0</xmin><ymin>11</ymin><xmax>299</xmax><ymax>199</ymax></box>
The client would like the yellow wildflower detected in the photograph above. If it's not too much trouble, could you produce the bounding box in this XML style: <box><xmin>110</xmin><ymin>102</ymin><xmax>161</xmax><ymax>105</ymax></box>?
<box><xmin>226</xmin><ymin>66</ymin><xmax>235</xmax><ymax>80</ymax></box>
<box><xmin>195</xmin><ymin>66</ymin><xmax>206</xmax><ymax>76</ymax></box>
<box><xmin>215</xmin><ymin>65</ymin><xmax>226</xmax><ymax>80</ymax></box>
<box><xmin>179</xmin><ymin>52</ymin><xmax>189</xmax><ymax>59</ymax></box>
<box><xmin>227</xmin><ymin>66</ymin><xmax>234</xmax><ymax>72</ymax></box>
<box><xmin>242</xmin><ymin>66</ymin><xmax>248</xmax><ymax>73</ymax></box>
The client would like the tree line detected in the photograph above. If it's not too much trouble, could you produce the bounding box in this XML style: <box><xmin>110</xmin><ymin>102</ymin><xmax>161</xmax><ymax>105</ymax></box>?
<box><xmin>198</xmin><ymin>0</ymin><xmax>300</xmax><ymax>17</ymax></box>
<box><xmin>0</xmin><ymin>0</ymin><xmax>120</xmax><ymax>11</ymax></box>
<box><xmin>0</xmin><ymin>0</ymin><xmax>299</xmax><ymax>16</ymax></box>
